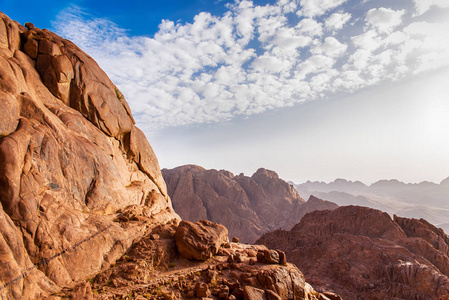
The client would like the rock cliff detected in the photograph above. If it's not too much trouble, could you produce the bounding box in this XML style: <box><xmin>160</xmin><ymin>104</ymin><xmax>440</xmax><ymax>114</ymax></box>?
<box><xmin>0</xmin><ymin>12</ymin><xmax>180</xmax><ymax>299</ymax></box>
<box><xmin>257</xmin><ymin>205</ymin><xmax>449</xmax><ymax>299</ymax></box>
<box><xmin>163</xmin><ymin>165</ymin><xmax>338</xmax><ymax>243</ymax></box>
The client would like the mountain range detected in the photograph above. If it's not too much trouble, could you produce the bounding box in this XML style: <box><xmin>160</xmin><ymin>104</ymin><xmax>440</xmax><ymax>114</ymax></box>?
<box><xmin>294</xmin><ymin>177</ymin><xmax>449</xmax><ymax>232</ymax></box>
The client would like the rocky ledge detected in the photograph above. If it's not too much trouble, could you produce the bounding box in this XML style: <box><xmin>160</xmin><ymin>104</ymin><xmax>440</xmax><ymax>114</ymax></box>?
<box><xmin>52</xmin><ymin>220</ymin><xmax>340</xmax><ymax>300</ymax></box>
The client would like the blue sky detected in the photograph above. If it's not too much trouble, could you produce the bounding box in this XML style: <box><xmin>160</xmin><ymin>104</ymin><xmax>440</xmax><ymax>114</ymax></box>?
<box><xmin>2</xmin><ymin>0</ymin><xmax>449</xmax><ymax>184</ymax></box>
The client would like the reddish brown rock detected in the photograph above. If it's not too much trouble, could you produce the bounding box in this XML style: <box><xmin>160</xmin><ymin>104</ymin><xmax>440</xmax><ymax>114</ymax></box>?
<box><xmin>175</xmin><ymin>220</ymin><xmax>228</xmax><ymax>260</ymax></box>
<box><xmin>164</xmin><ymin>166</ymin><xmax>337</xmax><ymax>243</ymax></box>
<box><xmin>257</xmin><ymin>205</ymin><xmax>449</xmax><ymax>300</ymax></box>
<box><xmin>0</xmin><ymin>12</ymin><xmax>179</xmax><ymax>299</ymax></box>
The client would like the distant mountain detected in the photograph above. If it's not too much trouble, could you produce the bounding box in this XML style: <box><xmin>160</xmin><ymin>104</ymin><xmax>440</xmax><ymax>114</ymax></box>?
<box><xmin>163</xmin><ymin>165</ymin><xmax>338</xmax><ymax>243</ymax></box>
<box><xmin>294</xmin><ymin>177</ymin><xmax>449</xmax><ymax>231</ymax></box>
<box><xmin>257</xmin><ymin>205</ymin><xmax>449</xmax><ymax>299</ymax></box>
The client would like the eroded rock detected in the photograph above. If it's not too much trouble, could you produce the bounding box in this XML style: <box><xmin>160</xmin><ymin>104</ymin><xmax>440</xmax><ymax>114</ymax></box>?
<box><xmin>0</xmin><ymin>12</ymin><xmax>179</xmax><ymax>299</ymax></box>
<box><xmin>257</xmin><ymin>205</ymin><xmax>449</xmax><ymax>300</ymax></box>
<box><xmin>175</xmin><ymin>220</ymin><xmax>228</xmax><ymax>260</ymax></box>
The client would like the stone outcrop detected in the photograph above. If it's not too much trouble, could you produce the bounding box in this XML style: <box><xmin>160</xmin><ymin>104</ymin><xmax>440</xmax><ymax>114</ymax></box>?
<box><xmin>163</xmin><ymin>165</ymin><xmax>337</xmax><ymax>243</ymax></box>
<box><xmin>55</xmin><ymin>224</ymin><xmax>339</xmax><ymax>300</ymax></box>
<box><xmin>0</xmin><ymin>12</ymin><xmax>179</xmax><ymax>299</ymax></box>
<box><xmin>257</xmin><ymin>205</ymin><xmax>449</xmax><ymax>300</ymax></box>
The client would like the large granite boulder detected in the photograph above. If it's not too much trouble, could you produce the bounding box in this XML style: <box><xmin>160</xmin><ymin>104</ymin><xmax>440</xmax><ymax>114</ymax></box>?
<box><xmin>0</xmin><ymin>12</ymin><xmax>179</xmax><ymax>299</ymax></box>
<box><xmin>175</xmin><ymin>220</ymin><xmax>228</xmax><ymax>260</ymax></box>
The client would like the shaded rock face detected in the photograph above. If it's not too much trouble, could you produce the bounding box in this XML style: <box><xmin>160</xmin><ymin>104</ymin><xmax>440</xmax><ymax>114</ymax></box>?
<box><xmin>257</xmin><ymin>205</ymin><xmax>449</xmax><ymax>300</ymax></box>
<box><xmin>0</xmin><ymin>13</ymin><xmax>179</xmax><ymax>299</ymax></box>
<box><xmin>164</xmin><ymin>165</ymin><xmax>337</xmax><ymax>243</ymax></box>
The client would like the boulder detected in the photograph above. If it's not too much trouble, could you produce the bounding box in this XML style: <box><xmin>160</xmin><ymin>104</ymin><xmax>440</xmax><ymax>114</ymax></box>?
<box><xmin>243</xmin><ymin>286</ymin><xmax>267</xmax><ymax>300</ymax></box>
<box><xmin>175</xmin><ymin>220</ymin><xmax>228</xmax><ymax>260</ymax></box>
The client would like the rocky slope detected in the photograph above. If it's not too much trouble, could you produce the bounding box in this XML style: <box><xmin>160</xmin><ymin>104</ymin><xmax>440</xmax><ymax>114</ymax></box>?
<box><xmin>257</xmin><ymin>205</ymin><xmax>449</xmax><ymax>299</ymax></box>
<box><xmin>54</xmin><ymin>220</ymin><xmax>340</xmax><ymax>300</ymax></box>
<box><xmin>0</xmin><ymin>12</ymin><xmax>182</xmax><ymax>299</ymax></box>
<box><xmin>0</xmin><ymin>12</ymin><xmax>338</xmax><ymax>300</ymax></box>
<box><xmin>163</xmin><ymin>165</ymin><xmax>337</xmax><ymax>243</ymax></box>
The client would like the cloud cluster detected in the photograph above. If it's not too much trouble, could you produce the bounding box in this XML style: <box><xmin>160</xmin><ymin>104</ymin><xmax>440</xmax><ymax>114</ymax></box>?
<box><xmin>53</xmin><ymin>1</ymin><xmax>449</xmax><ymax>132</ymax></box>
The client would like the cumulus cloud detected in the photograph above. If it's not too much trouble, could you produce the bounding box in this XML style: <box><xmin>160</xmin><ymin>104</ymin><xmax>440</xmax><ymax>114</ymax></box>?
<box><xmin>365</xmin><ymin>7</ymin><xmax>405</xmax><ymax>33</ymax></box>
<box><xmin>52</xmin><ymin>1</ymin><xmax>449</xmax><ymax>132</ymax></box>
<box><xmin>325</xmin><ymin>12</ymin><xmax>352</xmax><ymax>31</ymax></box>
<box><xmin>298</xmin><ymin>0</ymin><xmax>349</xmax><ymax>18</ymax></box>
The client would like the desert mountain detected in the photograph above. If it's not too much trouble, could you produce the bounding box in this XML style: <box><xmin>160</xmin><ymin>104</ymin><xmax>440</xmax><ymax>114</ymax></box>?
<box><xmin>295</xmin><ymin>177</ymin><xmax>449</xmax><ymax>232</ymax></box>
<box><xmin>257</xmin><ymin>205</ymin><xmax>449</xmax><ymax>299</ymax></box>
<box><xmin>0</xmin><ymin>12</ymin><xmax>336</xmax><ymax>300</ymax></box>
<box><xmin>163</xmin><ymin>165</ymin><xmax>338</xmax><ymax>243</ymax></box>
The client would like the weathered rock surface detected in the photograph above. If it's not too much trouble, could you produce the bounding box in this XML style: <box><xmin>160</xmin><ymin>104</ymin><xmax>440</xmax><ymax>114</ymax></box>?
<box><xmin>55</xmin><ymin>224</ymin><xmax>338</xmax><ymax>300</ymax></box>
<box><xmin>0</xmin><ymin>12</ymin><xmax>179</xmax><ymax>299</ymax></box>
<box><xmin>175</xmin><ymin>220</ymin><xmax>229</xmax><ymax>261</ymax></box>
<box><xmin>163</xmin><ymin>165</ymin><xmax>337</xmax><ymax>243</ymax></box>
<box><xmin>257</xmin><ymin>205</ymin><xmax>449</xmax><ymax>300</ymax></box>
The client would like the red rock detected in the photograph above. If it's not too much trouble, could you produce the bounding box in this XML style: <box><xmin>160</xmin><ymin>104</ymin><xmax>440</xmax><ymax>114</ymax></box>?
<box><xmin>175</xmin><ymin>220</ymin><xmax>228</xmax><ymax>260</ymax></box>
<box><xmin>243</xmin><ymin>286</ymin><xmax>267</xmax><ymax>300</ymax></box>
<box><xmin>0</xmin><ymin>12</ymin><xmax>179</xmax><ymax>299</ymax></box>
<box><xmin>163</xmin><ymin>166</ymin><xmax>336</xmax><ymax>244</ymax></box>
<box><xmin>257</xmin><ymin>205</ymin><xmax>449</xmax><ymax>300</ymax></box>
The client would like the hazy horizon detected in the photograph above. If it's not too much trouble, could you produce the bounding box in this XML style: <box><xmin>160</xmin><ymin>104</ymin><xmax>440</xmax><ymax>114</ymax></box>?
<box><xmin>4</xmin><ymin>0</ymin><xmax>449</xmax><ymax>185</ymax></box>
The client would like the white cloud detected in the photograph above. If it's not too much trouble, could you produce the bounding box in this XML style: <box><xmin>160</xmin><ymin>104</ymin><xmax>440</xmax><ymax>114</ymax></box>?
<box><xmin>365</xmin><ymin>7</ymin><xmax>405</xmax><ymax>33</ymax></box>
<box><xmin>311</xmin><ymin>37</ymin><xmax>347</xmax><ymax>58</ymax></box>
<box><xmin>412</xmin><ymin>0</ymin><xmax>449</xmax><ymax>16</ymax></box>
<box><xmin>325</xmin><ymin>12</ymin><xmax>352</xmax><ymax>31</ymax></box>
<box><xmin>52</xmin><ymin>1</ymin><xmax>449</xmax><ymax>132</ymax></box>
<box><xmin>296</xmin><ymin>18</ymin><xmax>323</xmax><ymax>37</ymax></box>
<box><xmin>298</xmin><ymin>0</ymin><xmax>349</xmax><ymax>18</ymax></box>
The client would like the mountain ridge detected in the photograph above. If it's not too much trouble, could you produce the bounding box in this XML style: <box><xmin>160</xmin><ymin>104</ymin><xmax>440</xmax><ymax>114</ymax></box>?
<box><xmin>163</xmin><ymin>165</ymin><xmax>338</xmax><ymax>243</ymax></box>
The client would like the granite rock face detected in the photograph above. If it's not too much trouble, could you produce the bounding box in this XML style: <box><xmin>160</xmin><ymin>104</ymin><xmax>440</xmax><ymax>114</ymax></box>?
<box><xmin>257</xmin><ymin>205</ymin><xmax>449</xmax><ymax>300</ymax></box>
<box><xmin>164</xmin><ymin>165</ymin><xmax>337</xmax><ymax>243</ymax></box>
<box><xmin>0</xmin><ymin>12</ymin><xmax>179</xmax><ymax>299</ymax></box>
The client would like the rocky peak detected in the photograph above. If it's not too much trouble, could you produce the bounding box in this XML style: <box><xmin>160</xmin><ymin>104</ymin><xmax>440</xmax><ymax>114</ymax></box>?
<box><xmin>163</xmin><ymin>166</ymin><xmax>336</xmax><ymax>243</ymax></box>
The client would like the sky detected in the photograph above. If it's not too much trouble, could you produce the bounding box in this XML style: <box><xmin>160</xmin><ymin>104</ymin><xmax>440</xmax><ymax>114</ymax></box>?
<box><xmin>2</xmin><ymin>0</ymin><xmax>449</xmax><ymax>185</ymax></box>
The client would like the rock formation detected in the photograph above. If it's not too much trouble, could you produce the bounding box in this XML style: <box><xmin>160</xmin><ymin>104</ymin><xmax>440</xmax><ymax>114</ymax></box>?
<box><xmin>257</xmin><ymin>205</ymin><xmax>449</xmax><ymax>300</ymax></box>
<box><xmin>163</xmin><ymin>165</ymin><xmax>338</xmax><ymax>243</ymax></box>
<box><xmin>0</xmin><ymin>12</ymin><xmax>179</xmax><ymax>299</ymax></box>
<box><xmin>54</xmin><ymin>221</ymin><xmax>339</xmax><ymax>300</ymax></box>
